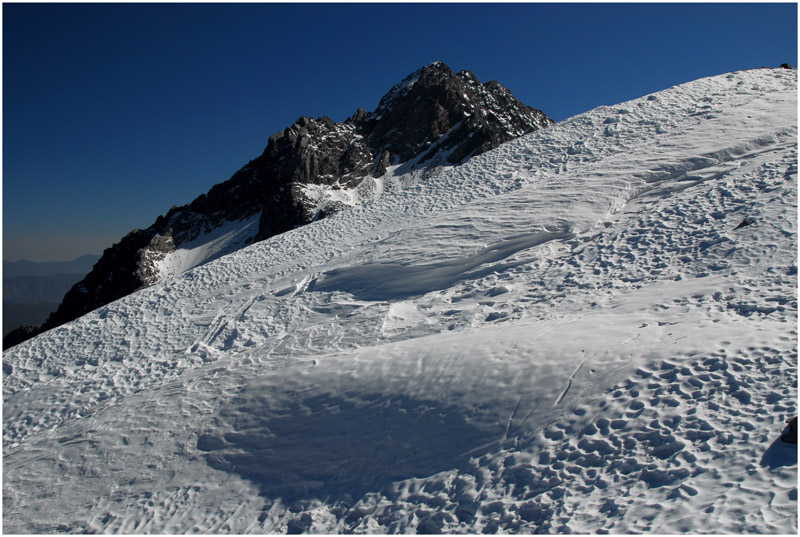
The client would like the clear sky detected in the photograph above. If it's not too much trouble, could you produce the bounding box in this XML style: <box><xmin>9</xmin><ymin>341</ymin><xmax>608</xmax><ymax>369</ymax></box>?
<box><xmin>3</xmin><ymin>2</ymin><xmax>797</xmax><ymax>262</ymax></box>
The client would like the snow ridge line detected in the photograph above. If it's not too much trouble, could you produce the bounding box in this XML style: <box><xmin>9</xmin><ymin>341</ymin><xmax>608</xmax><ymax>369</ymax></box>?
<box><xmin>503</xmin><ymin>398</ymin><xmax>522</xmax><ymax>441</ymax></box>
<box><xmin>554</xmin><ymin>358</ymin><xmax>588</xmax><ymax>407</ymax></box>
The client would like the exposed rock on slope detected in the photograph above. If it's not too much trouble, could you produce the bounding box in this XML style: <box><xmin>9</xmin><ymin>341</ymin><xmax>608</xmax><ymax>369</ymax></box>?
<box><xmin>14</xmin><ymin>62</ymin><xmax>551</xmax><ymax>348</ymax></box>
<box><xmin>249</xmin><ymin>61</ymin><xmax>553</xmax><ymax>239</ymax></box>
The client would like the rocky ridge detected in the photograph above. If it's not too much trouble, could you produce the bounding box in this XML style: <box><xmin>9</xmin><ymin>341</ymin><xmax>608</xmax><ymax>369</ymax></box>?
<box><xmin>6</xmin><ymin>62</ymin><xmax>552</xmax><ymax>348</ymax></box>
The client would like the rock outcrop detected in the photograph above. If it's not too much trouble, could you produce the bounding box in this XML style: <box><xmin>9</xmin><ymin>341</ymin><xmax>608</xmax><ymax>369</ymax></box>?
<box><xmin>11</xmin><ymin>62</ymin><xmax>552</xmax><ymax>349</ymax></box>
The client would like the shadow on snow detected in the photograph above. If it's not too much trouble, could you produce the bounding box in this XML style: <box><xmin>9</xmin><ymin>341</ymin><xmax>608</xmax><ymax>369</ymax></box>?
<box><xmin>310</xmin><ymin>231</ymin><xmax>573</xmax><ymax>301</ymax></box>
<box><xmin>759</xmin><ymin>424</ymin><xmax>798</xmax><ymax>469</ymax></box>
<box><xmin>198</xmin><ymin>391</ymin><xmax>499</xmax><ymax>502</ymax></box>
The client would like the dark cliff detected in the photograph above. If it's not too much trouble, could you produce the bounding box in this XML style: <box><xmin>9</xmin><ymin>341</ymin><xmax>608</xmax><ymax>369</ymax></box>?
<box><xmin>6</xmin><ymin>62</ymin><xmax>553</xmax><ymax>349</ymax></box>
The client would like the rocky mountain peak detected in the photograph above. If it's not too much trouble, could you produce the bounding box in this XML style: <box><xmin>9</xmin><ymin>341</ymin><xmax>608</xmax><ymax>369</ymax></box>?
<box><xmin>372</xmin><ymin>61</ymin><xmax>455</xmax><ymax>113</ymax></box>
<box><xmin>360</xmin><ymin>62</ymin><xmax>551</xmax><ymax>169</ymax></box>
<box><xmin>7</xmin><ymin>63</ymin><xmax>553</xmax><ymax>349</ymax></box>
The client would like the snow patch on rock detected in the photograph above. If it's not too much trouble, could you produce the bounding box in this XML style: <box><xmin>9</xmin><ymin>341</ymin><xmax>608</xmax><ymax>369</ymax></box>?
<box><xmin>154</xmin><ymin>214</ymin><xmax>261</xmax><ymax>280</ymax></box>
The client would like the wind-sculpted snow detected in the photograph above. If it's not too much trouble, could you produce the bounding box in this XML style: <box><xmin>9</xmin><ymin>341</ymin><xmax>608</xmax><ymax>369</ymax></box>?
<box><xmin>3</xmin><ymin>68</ymin><xmax>797</xmax><ymax>533</ymax></box>
<box><xmin>312</xmin><ymin>231</ymin><xmax>574</xmax><ymax>301</ymax></box>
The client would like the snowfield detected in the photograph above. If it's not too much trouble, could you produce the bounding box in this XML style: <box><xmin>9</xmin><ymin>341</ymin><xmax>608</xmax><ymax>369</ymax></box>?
<box><xmin>3</xmin><ymin>68</ymin><xmax>797</xmax><ymax>533</ymax></box>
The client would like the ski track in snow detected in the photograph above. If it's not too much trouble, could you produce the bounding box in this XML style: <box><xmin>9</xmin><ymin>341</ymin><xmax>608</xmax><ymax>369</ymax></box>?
<box><xmin>3</xmin><ymin>68</ymin><xmax>797</xmax><ymax>534</ymax></box>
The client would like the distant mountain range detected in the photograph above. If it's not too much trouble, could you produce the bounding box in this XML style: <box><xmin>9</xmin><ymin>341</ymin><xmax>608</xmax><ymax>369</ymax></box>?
<box><xmin>3</xmin><ymin>255</ymin><xmax>100</xmax><ymax>278</ymax></box>
<box><xmin>2</xmin><ymin>255</ymin><xmax>100</xmax><ymax>338</ymax></box>
<box><xmin>6</xmin><ymin>62</ymin><xmax>552</xmax><ymax>348</ymax></box>
<box><xmin>4</xmin><ymin>273</ymin><xmax>93</xmax><ymax>304</ymax></box>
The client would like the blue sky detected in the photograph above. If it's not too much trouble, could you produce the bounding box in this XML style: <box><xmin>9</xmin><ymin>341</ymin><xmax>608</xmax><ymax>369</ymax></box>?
<box><xmin>3</xmin><ymin>2</ymin><xmax>797</xmax><ymax>262</ymax></box>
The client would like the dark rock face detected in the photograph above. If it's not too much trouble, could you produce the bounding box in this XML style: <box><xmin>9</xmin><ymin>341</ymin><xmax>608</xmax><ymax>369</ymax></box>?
<box><xmin>3</xmin><ymin>325</ymin><xmax>38</xmax><ymax>350</ymax></box>
<box><xmin>17</xmin><ymin>62</ymin><xmax>552</xmax><ymax>348</ymax></box>
<box><xmin>252</xmin><ymin>62</ymin><xmax>552</xmax><ymax>238</ymax></box>
<box><xmin>360</xmin><ymin>64</ymin><xmax>549</xmax><ymax>168</ymax></box>
<box><xmin>782</xmin><ymin>416</ymin><xmax>797</xmax><ymax>444</ymax></box>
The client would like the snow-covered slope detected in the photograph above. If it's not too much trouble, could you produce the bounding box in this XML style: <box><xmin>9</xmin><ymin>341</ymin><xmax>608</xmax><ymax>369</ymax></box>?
<box><xmin>29</xmin><ymin>62</ymin><xmax>551</xmax><ymax>351</ymax></box>
<box><xmin>148</xmin><ymin>213</ymin><xmax>262</xmax><ymax>280</ymax></box>
<box><xmin>3</xmin><ymin>68</ymin><xmax>797</xmax><ymax>534</ymax></box>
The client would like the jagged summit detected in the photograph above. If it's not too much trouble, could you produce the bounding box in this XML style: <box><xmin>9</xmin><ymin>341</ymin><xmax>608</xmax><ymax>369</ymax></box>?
<box><xmin>373</xmin><ymin>61</ymin><xmax>455</xmax><ymax>113</ymax></box>
<box><xmin>362</xmin><ymin>61</ymin><xmax>549</xmax><ymax>168</ymax></box>
<box><xmin>6</xmin><ymin>63</ymin><xmax>552</xmax><ymax>348</ymax></box>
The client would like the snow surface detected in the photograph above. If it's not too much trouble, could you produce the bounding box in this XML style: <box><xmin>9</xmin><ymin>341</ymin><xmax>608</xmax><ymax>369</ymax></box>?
<box><xmin>151</xmin><ymin>213</ymin><xmax>261</xmax><ymax>280</ymax></box>
<box><xmin>3</xmin><ymin>68</ymin><xmax>797</xmax><ymax>534</ymax></box>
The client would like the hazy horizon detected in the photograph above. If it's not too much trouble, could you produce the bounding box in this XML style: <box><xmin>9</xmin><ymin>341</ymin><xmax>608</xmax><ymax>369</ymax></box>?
<box><xmin>3</xmin><ymin>252</ymin><xmax>102</xmax><ymax>265</ymax></box>
<box><xmin>3</xmin><ymin>236</ymin><xmax>112</xmax><ymax>264</ymax></box>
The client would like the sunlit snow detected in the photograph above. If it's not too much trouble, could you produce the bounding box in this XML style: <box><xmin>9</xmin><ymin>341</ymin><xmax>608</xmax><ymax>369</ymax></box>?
<box><xmin>153</xmin><ymin>213</ymin><xmax>261</xmax><ymax>280</ymax></box>
<box><xmin>3</xmin><ymin>68</ymin><xmax>797</xmax><ymax>534</ymax></box>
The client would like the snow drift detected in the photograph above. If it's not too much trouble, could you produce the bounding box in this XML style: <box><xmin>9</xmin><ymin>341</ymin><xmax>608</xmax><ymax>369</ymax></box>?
<box><xmin>3</xmin><ymin>68</ymin><xmax>797</xmax><ymax>533</ymax></box>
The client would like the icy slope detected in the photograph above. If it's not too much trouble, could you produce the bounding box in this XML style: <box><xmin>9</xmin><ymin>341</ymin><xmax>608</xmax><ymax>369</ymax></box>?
<box><xmin>3</xmin><ymin>68</ymin><xmax>797</xmax><ymax>534</ymax></box>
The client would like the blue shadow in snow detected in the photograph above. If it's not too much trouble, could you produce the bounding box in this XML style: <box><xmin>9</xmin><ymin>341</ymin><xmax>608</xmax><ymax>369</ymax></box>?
<box><xmin>310</xmin><ymin>231</ymin><xmax>574</xmax><ymax>301</ymax></box>
<box><xmin>199</xmin><ymin>392</ymin><xmax>500</xmax><ymax>503</ymax></box>
<box><xmin>759</xmin><ymin>424</ymin><xmax>798</xmax><ymax>469</ymax></box>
